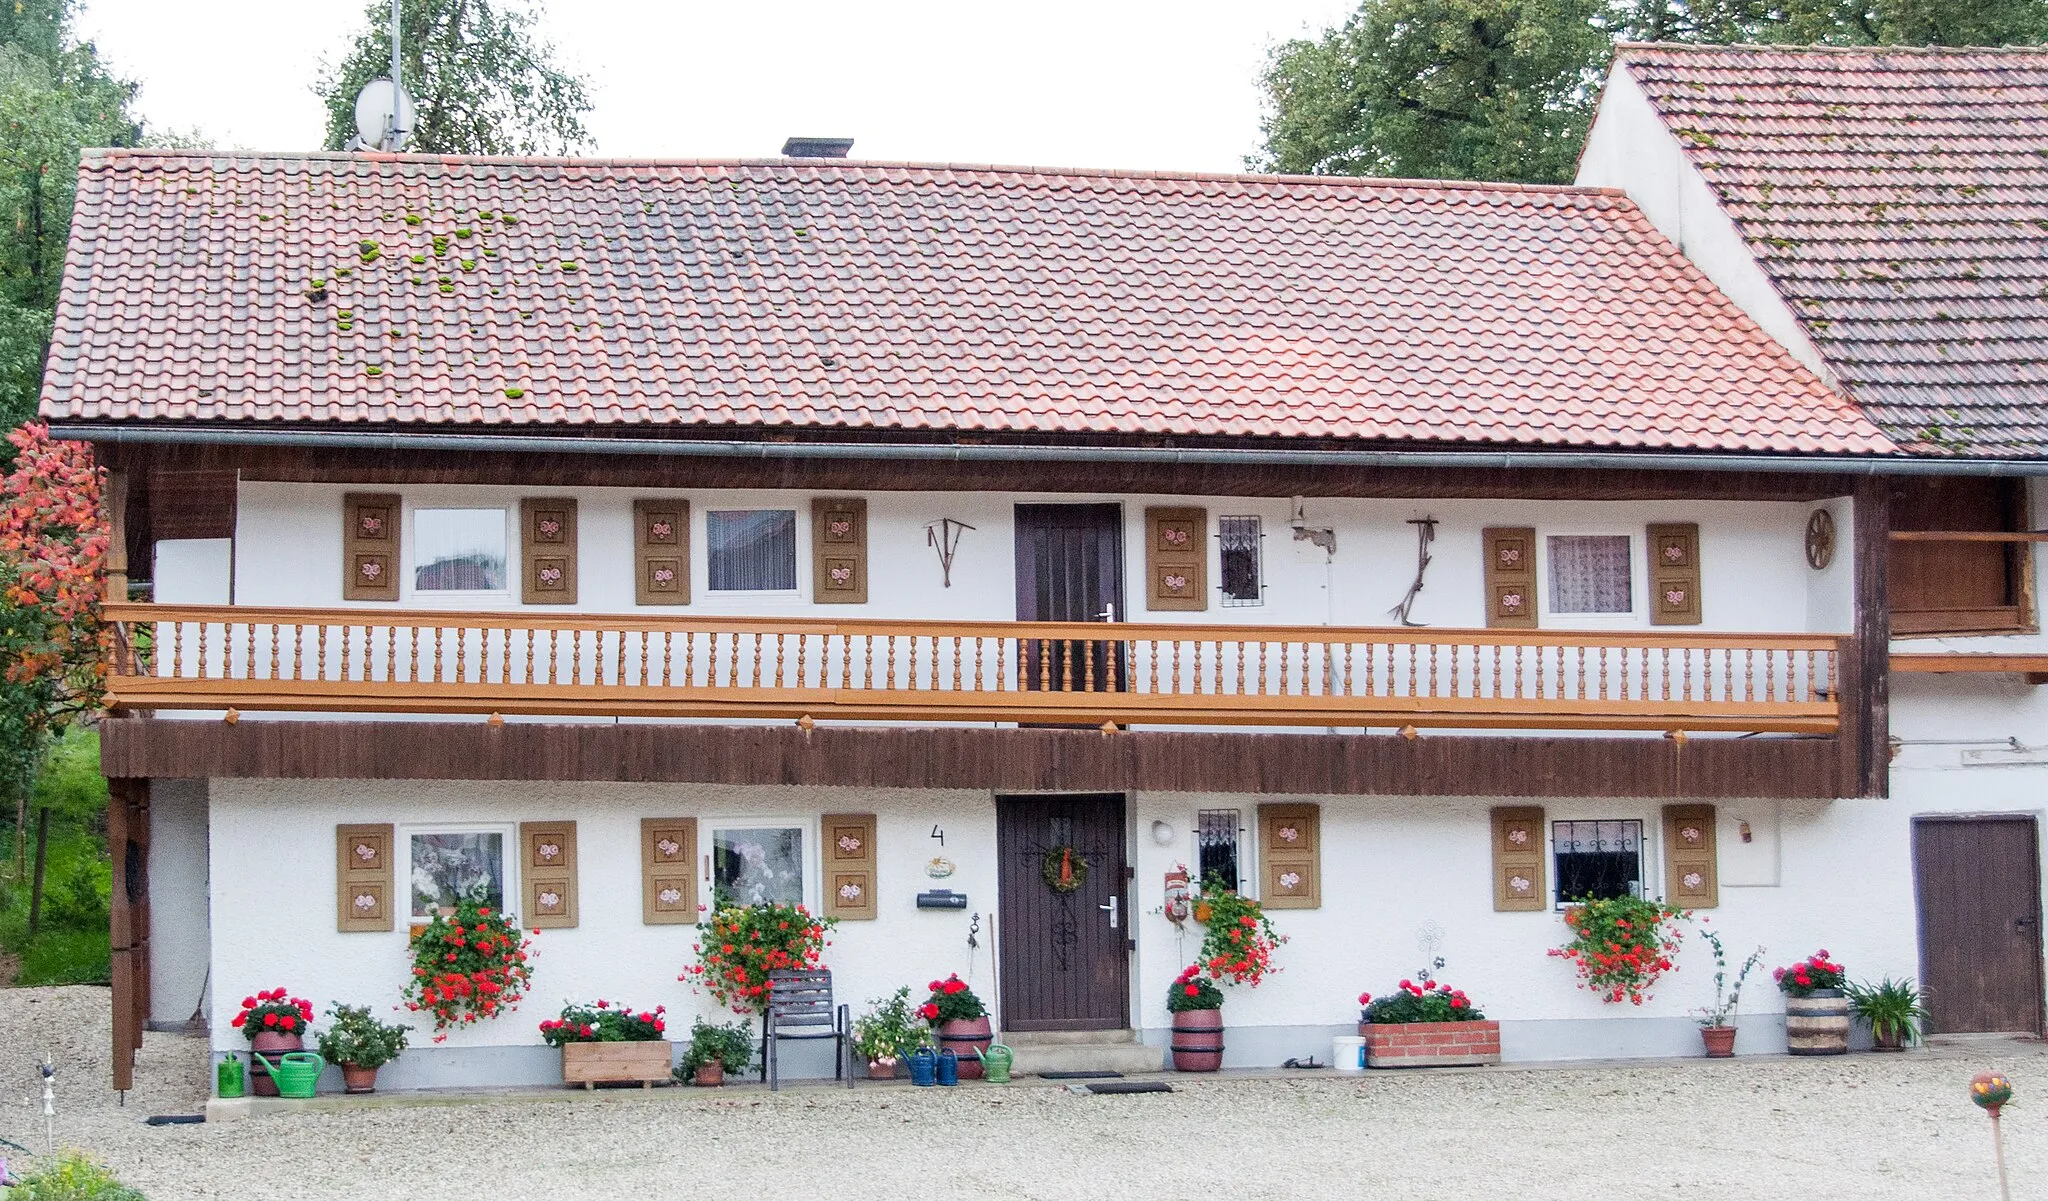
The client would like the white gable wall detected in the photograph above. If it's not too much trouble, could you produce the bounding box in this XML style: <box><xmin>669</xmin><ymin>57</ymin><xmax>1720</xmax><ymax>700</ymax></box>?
<box><xmin>1578</xmin><ymin>65</ymin><xmax>1837</xmax><ymax>390</ymax></box>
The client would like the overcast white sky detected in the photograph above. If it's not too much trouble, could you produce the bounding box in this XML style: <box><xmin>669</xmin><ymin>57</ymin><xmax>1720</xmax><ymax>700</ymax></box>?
<box><xmin>70</xmin><ymin>0</ymin><xmax>1358</xmax><ymax>172</ymax></box>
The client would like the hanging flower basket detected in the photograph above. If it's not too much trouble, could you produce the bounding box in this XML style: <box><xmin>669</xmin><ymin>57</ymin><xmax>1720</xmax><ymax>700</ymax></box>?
<box><xmin>1041</xmin><ymin>846</ymin><xmax>1089</xmax><ymax>893</ymax></box>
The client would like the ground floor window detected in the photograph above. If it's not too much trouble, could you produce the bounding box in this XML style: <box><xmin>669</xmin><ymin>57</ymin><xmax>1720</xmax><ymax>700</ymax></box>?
<box><xmin>1198</xmin><ymin>808</ymin><xmax>1243</xmax><ymax>888</ymax></box>
<box><xmin>1551</xmin><ymin>819</ymin><xmax>1643</xmax><ymax>906</ymax></box>
<box><xmin>710</xmin><ymin>823</ymin><xmax>806</xmax><ymax>906</ymax></box>
<box><xmin>407</xmin><ymin>828</ymin><xmax>510</xmax><ymax>920</ymax></box>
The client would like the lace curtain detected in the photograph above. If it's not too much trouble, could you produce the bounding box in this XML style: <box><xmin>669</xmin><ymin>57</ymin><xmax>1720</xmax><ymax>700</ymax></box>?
<box><xmin>1546</xmin><ymin>535</ymin><xmax>1632</xmax><ymax>614</ymax></box>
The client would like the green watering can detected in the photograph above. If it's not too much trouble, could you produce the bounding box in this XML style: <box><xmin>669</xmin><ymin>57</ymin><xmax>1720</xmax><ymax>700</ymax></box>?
<box><xmin>250</xmin><ymin>1050</ymin><xmax>326</xmax><ymax>1099</ymax></box>
<box><xmin>975</xmin><ymin>1044</ymin><xmax>1014</xmax><ymax>1084</ymax></box>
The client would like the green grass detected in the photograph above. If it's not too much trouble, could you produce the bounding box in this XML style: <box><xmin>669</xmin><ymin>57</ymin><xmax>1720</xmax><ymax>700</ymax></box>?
<box><xmin>7</xmin><ymin>1149</ymin><xmax>146</xmax><ymax>1199</ymax></box>
<box><xmin>0</xmin><ymin>729</ymin><xmax>111</xmax><ymax>986</ymax></box>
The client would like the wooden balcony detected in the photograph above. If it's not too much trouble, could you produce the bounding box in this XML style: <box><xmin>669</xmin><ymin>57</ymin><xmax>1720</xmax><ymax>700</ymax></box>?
<box><xmin>102</xmin><ymin>604</ymin><xmax>1843</xmax><ymax>735</ymax></box>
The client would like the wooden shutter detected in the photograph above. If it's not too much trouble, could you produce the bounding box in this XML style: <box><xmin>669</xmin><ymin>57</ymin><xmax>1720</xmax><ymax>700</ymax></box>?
<box><xmin>521</xmin><ymin>820</ymin><xmax>579</xmax><ymax>929</ymax></box>
<box><xmin>1491</xmin><ymin>806</ymin><xmax>1546</xmax><ymax>912</ymax></box>
<box><xmin>642</xmin><ymin>818</ymin><xmax>698</xmax><ymax>925</ymax></box>
<box><xmin>812</xmin><ymin>498</ymin><xmax>868</xmax><ymax>603</ymax></box>
<box><xmin>1647</xmin><ymin>523</ymin><xmax>1703</xmax><ymax>626</ymax></box>
<box><xmin>336</xmin><ymin>823</ymin><xmax>395</xmax><ymax>932</ymax></box>
<box><xmin>1146</xmin><ymin>506</ymin><xmax>1207</xmax><ymax>611</ymax></box>
<box><xmin>634</xmin><ymin>499</ymin><xmax>690</xmax><ymax>605</ymax></box>
<box><xmin>822</xmin><ymin>813</ymin><xmax>878</xmax><ymax>921</ymax></box>
<box><xmin>342</xmin><ymin>494</ymin><xmax>401</xmax><ymax>602</ymax></box>
<box><xmin>1663</xmin><ymin>804</ymin><xmax>1719</xmax><ymax>908</ymax></box>
<box><xmin>1483</xmin><ymin>527</ymin><xmax>1537</xmax><ymax>628</ymax></box>
<box><xmin>520</xmin><ymin>499</ymin><xmax>578</xmax><ymax>604</ymax></box>
<box><xmin>1257</xmin><ymin>803</ymin><xmax>1319</xmax><ymax>909</ymax></box>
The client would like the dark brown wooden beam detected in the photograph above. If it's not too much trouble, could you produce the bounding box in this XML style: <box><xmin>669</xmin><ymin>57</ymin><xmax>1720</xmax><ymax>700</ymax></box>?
<box><xmin>101</xmin><ymin>718</ymin><xmax>1848</xmax><ymax>800</ymax></box>
<box><xmin>1852</xmin><ymin>477</ymin><xmax>1892</xmax><ymax>799</ymax></box>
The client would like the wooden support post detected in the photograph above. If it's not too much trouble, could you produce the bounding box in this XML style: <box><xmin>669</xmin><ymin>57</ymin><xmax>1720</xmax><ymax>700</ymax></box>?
<box><xmin>1850</xmin><ymin>478</ymin><xmax>1892</xmax><ymax>799</ymax></box>
<box><xmin>106</xmin><ymin>778</ymin><xmax>149</xmax><ymax>1093</ymax></box>
<box><xmin>104</xmin><ymin>469</ymin><xmax>128</xmax><ymax>604</ymax></box>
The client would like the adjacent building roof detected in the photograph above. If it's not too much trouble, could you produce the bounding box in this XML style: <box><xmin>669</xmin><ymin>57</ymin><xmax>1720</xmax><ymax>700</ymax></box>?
<box><xmin>1619</xmin><ymin>42</ymin><xmax>2048</xmax><ymax>457</ymax></box>
<box><xmin>41</xmin><ymin>149</ymin><xmax>1891</xmax><ymax>455</ymax></box>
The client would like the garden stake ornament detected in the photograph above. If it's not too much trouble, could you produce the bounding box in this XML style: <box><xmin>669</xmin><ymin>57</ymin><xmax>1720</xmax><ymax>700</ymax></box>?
<box><xmin>1971</xmin><ymin>1071</ymin><xmax>2014</xmax><ymax>1201</ymax></box>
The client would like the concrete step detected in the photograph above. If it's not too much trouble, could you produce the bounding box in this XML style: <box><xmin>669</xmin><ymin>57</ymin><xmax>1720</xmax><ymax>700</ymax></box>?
<box><xmin>1002</xmin><ymin>1029</ymin><xmax>1137</xmax><ymax>1046</ymax></box>
<box><xmin>1005</xmin><ymin>1040</ymin><xmax>1165</xmax><ymax>1077</ymax></box>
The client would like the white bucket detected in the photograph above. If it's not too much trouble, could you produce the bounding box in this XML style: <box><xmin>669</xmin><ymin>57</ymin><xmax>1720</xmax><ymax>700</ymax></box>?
<box><xmin>1332</xmin><ymin>1035</ymin><xmax>1366</xmax><ymax>1072</ymax></box>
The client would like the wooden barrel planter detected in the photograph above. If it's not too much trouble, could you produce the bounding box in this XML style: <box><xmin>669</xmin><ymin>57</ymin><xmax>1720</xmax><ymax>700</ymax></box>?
<box><xmin>247</xmin><ymin>1032</ymin><xmax>303</xmax><ymax>1097</ymax></box>
<box><xmin>1786</xmin><ymin>992</ymin><xmax>1850</xmax><ymax>1055</ymax></box>
<box><xmin>1171</xmin><ymin>1009</ymin><xmax>1224</xmax><ymax>1072</ymax></box>
<box><xmin>938</xmin><ymin>1017</ymin><xmax>993</xmax><ymax>1080</ymax></box>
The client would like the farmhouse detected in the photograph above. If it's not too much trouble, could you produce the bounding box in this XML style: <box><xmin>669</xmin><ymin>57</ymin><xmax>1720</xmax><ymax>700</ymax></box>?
<box><xmin>50</xmin><ymin>44</ymin><xmax>2048</xmax><ymax>1085</ymax></box>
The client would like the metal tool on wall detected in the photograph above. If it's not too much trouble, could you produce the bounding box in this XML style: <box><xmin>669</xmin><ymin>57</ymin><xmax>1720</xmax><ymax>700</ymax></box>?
<box><xmin>1390</xmin><ymin>517</ymin><xmax>1438</xmax><ymax>626</ymax></box>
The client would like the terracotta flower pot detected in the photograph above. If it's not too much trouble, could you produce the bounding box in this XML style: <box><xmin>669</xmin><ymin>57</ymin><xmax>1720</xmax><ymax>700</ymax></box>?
<box><xmin>1700</xmin><ymin>1025</ymin><xmax>1737</xmax><ymax>1058</ymax></box>
<box><xmin>937</xmin><ymin>1017</ymin><xmax>993</xmax><ymax>1080</ymax></box>
<box><xmin>340</xmin><ymin>1064</ymin><xmax>380</xmax><ymax>1094</ymax></box>
<box><xmin>867</xmin><ymin>1057</ymin><xmax>899</xmax><ymax>1079</ymax></box>
<box><xmin>1171</xmin><ymin>1009</ymin><xmax>1224</xmax><ymax>1072</ymax></box>
<box><xmin>247</xmin><ymin>1032</ymin><xmax>304</xmax><ymax>1097</ymax></box>
<box><xmin>694</xmin><ymin>1060</ymin><xmax>725</xmax><ymax>1087</ymax></box>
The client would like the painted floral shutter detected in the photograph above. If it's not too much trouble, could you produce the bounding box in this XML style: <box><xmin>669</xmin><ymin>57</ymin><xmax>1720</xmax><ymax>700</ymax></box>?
<box><xmin>812</xmin><ymin>498</ymin><xmax>869</xmax><ymax>603</ymax></box>
<box><xmin>1146</xmin><ymin>507</ymin><xmax>1208</xmax><ymax>611</ymax></box>
<box><xmin>1647</xmin><ymin>523</ymin><xmax>1703</xmax><ymax>626</ymax></box>
<box><xmin>520</xmin><ymin>821</ymin><xmax>578</xmax><ymax>929</ymax></box>
<box><xmin>342</xmin><ymin>494</ymin><xmax>401</xmax><ymax>601</ymax></box>
<box><xmin>823</xmin><ymin>813</ymin><xmax>878</xmax><ymax>921</ymax></box>
<box><xmin>520</xmin><ymin>499</ymin><xmax>578</xmax><ymax>604</ymax></box>
<box><xmin>1491</xmin><ymin>806</ymin><xmax>1547</xmax><ymax>912</ymax></box>
<box><xmin>634</xmin><ymin>499</ymin><xmax>690</xmax><ymax>605</ymax></box>
<box><xmin>1256</xmin><ymin>803</ymin><xmax>1320</xmax><ymax>909</ymax></box>
<box><xmin>335</xmin><ymin>823</ymin><xmax>395</xmax><ymax>932</ymax></box>
<box><xmin>1662</xmin><ymin>804</ymin><xmax>1719</xmax><ymax>908</ymax></box>
<box><xmin>1483</xmin><ymin>527</ymin><xmax>1537</xmax><ymax>628</ymax></box>
<box><xmin>642</xmin><ymin>818</ymin><xmax>698</xmax><ymax>925</ymax></box>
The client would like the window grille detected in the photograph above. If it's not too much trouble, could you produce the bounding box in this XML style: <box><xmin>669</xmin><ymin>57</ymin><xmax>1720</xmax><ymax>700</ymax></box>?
<box><xmin>1551</xmin><ymin>819</ymin><xmax>1644</xmax><ymax>905</ymax></box>
<box><xmin>1219</xmin><ymin>516</ymin><xmax>1263</xmax><ymax>606</ymax></box>
<box><xmin>1197</xmin><ymin>808</ymin><xmax>1243</xmax><ymax>889</ymax></box>
<box><xmin>1547</xmin><ymin>534</ymin><xmax>1632</xmax><ymax>614</ymax></box>
<box><xmin>707</xmin><ymin>510</ymin><xmax>798</xmax><ymax>591</ymax></box>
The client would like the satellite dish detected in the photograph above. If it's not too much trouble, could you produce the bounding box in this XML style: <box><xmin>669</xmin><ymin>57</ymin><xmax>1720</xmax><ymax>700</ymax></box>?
<box><xmin>353</xmin><ymin>77</ymin><xmax>416</xmax><ymax>151</ymax></box>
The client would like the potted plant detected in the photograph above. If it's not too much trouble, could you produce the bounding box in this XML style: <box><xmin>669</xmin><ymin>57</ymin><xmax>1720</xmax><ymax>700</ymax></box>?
<box><xmin>852</xmin><ymin>987</ymin><xmax>920</xmax><ymax>1078</ymax></box>
<box><xmin>402</xmin><ymin>895</ymin><xmax>534</xmax><ymax>1041</ymax></box>
<box><xmin>1692</xmin><ymin>923</ymin><xmax>1764</xmax><ymax>1058</ymax></box>
<box><xmin>678</xmin><ymin>1016</ymin><xmax>757</xmax><ymax>1086</ymax></box>
<box><xmin>1847</xmin><ymin>976</ymin><xmax>1929</xmax><ymax>1051</ymax></box>
<box><xmin>681</xmin><ymin>898</ymin><xmax>834</xmax><ymax>1077</ymax></box>
<box><xmin>1357</xmin><ymin>978</ymin><xmax>1497</xmax><ymax>1068</ymax></box>
<box><xmin>228</xmin><ymin>988</ymin><xmax>314</xmax><ymax>1096</ymax></box>
<box><xmin>1167</xmin><ymin>966</ymin><xmax>1224</xmax><ymax>1071</ymax></box>
<box><xmin>1548</xmin><ymin>895</ymin><xmax>1688</xmax><ymax>1004</ymax></box>
<box><xmin>1774</xmin><ymin>950</ymin><xmax>1850</xmax><ymax>1055</ymax></box>
<box><xmin>315</xmin><ymin>1003</ymin><xmax>411</xmax><ymax>1093</ymax></box>
<box><xmin>921</xmin><ymin>974</ymin><xmax>992</xmax><ymax>1079</ymax></box>
<box><xmin>539</xmin><ymin>1000</ymin><xmax>671</xmax><ymax>1089</ymax></box>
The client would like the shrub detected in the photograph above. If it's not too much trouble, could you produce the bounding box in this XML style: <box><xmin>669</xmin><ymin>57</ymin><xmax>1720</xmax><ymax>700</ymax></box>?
<box><xmin>538</xmin><ymin>999</ymin><xmax>667</xmax><ymax>1046</ymax></box>
<box><xmin>1166</xmin><ymin>965</ymin><xmax>1223</xmax><ymax>1013</ymax></box>
<box><xmin>8</xmin><ymin>1149</ymin><xmax>146</xmax><ymax>1200</ymax></box>
<box><xmin>852</xmin><ymin>987</ymin><xmax>923</xmax><ymax>1062</ymax></box>
<box><xmin>679</xmin><ymin>1015</ymin><xmax>757</xmax><ymax>1078</ymax></box>
<box><xmin>1360</xmin><ymin>979</ymin><xmax>1485</xmax><ymax>1023</ymax></box>
<box><xmin>315</xmin><ymin>1003</ymin><xmax>411</xmax><ymax>1068</ymax></box>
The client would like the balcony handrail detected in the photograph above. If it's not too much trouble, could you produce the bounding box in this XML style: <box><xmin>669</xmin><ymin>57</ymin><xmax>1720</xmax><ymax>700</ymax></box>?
<box><xmin>101</xmin><ymin>603</ymin><xmax>1843</xmax><ymax>734</ymax></box>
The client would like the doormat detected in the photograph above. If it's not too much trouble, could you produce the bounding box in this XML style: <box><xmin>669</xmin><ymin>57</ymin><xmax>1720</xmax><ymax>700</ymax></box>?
<box><xmin>1038</xmin><ymin>1071</ymin><xmax>1124</xmax><ymax>1080</ymax></box>
<box><xmin>1083</xmin><ymin>1081</ymin><xmax>1172</xmax><ymax>1095</ymax></box>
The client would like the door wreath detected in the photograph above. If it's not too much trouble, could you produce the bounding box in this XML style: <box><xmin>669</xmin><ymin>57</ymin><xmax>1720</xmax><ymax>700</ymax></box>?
<box><xmin>1042</xmin><ymin>846</ymin><xmax>1089</xmax><ymax>893</ymax></box>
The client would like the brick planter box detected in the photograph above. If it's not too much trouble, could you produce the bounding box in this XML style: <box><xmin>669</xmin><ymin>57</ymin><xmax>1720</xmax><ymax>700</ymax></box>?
<box><xmin>1360</xmin><ymin>1020</ymin><xmax>1501</xmax><ymax>1068</ymax></box>
<box><xmin>561</xmin><ymin>1040</ymin><xmax>673</xmax><ymax>1089</ymax></box>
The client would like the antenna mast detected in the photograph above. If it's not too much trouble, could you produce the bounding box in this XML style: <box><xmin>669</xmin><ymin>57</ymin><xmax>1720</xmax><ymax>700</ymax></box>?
<box><xmin>387</xmin><ymin>0</ymin><xmax>405</xmax><ymax>150</ymax></box>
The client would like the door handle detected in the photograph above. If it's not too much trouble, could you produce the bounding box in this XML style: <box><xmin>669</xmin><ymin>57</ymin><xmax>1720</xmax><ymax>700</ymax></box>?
<box><xmin>1099</xmin><ymin>896</ymin><xmax>1119</xmax><ymax>929</ymax></box>
<box><xmin>1096</xmin><ymin>603</ymin><xmax>1116</xmax><ymax>622</ymax></box>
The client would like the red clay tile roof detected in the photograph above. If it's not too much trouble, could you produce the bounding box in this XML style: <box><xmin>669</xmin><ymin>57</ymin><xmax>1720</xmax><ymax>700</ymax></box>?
<box><xmin>1619</xmin><ymin>42</ymin><xmax>2048</xmax><ymax>457</ymax></box>
<box><xmin>40</xmin><ymin>149</ymin><xmax>1891</xmax><ymax>455</ymax></box>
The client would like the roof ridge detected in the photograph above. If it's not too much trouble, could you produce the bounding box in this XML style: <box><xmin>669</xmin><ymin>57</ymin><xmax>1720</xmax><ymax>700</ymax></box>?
<box><xmin>1617</xmin><ymin>39</ymin><xmax>2048</xmax><ymax>57</ymax></box>
<box><xmin>83</xmin><ymin>147</ymin><xmax>1626</xmax><ymax>198</ymax></box>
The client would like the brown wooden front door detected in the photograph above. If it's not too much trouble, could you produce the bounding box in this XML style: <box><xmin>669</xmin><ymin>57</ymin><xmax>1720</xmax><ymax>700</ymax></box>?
<box><xmin>1014</xmin><ymin>504</ymin><xmax>1126</xmax><ymax>695</ymax></box>
<box><xmin>1914</xmin><ymin>816</ymin><xmax>2046</xmax><ymax>1034</ymax></box>
<box><xmin>996</xmin><ymin>794</ymin><xmax>1130</xmax><ymax>1031</ymax></box>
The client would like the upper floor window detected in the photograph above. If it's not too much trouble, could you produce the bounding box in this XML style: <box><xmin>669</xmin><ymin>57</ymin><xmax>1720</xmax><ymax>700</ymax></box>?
<box><xmin>1547</xmin><ymin>535</ymin><xmax>1632</xmax><ymax>614</ymax></box>
<box><xmin>414</xmin><ymin>508</ymin><xmax>507</xmax><ymax>592</ymax></box>
<box><xmin>708</xmin><ymin>509</ymin><xmax>798</xmax><ymax>591</ymax></box>
<box><xmin>1891</xmin><ymin>477</ymin><xmax>2034</xmax><ymax>636</ymax></box>
<box><xmin>1219</xmin><ymin>516</ymin><xmax>1263</xmax><ymax>606</ymax></box>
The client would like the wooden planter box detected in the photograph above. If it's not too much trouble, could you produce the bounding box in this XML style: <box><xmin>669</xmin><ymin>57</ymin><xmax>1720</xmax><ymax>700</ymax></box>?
<box><xmin>1361</xmin><ymin>1020</ymin><xmax>1501</xmax><ymax>1068</ymax></box>
<box><xmin>561</xmin><ymin>1040</ymin><xmax>673</xmax><ymax>1089</ymax></box>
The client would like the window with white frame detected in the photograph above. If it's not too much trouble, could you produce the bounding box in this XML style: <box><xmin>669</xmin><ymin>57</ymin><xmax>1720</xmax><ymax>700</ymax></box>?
<box><xmin>709</xmin><ymin>823</ymin><xmax>806</xmax><ymax>906</ymax></box>
<box><xmin>407</xmin><ymin>828</ymin><xmax>511</xmax><ymax>920</ymax></box>
<box><xmin>1551</xmin><ymin>819</ymin><xmax>1644</xmax><ymax>906</ymax></box>
<box><xmin>707</xmin><ymin>510</ymin><xmax>799</xmax><ymax>591</ymax></box>
<box><xmin>1546</xmin><ymin>534</ymin><xmax>1633</xmax><ymax>614</ymax></box>
<box><xmin>1219</xmin><ymin>517</ymin><xmax>1263</xmax><ymax>606</ymax></box>
<box><xmin>413</xmin><ymin>508</ymin><xmax>508</xmax><ymax>592</ymax></box>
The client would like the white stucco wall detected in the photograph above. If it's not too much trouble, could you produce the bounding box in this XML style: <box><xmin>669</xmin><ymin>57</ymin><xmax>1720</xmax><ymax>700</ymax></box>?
<box><xmin>147</xmin><ymin>778</ymin><xmax>211</xmax><ymax>1028</ymax></box>
<box><xmin>153</xmin><ymin>539</ymin><xmax>233</xmax><ymax>604</ymax></box>
<box><xmin>1578</xmin><ymin>65</ymin><xmax>1835</xmax><ymax>388</ymax></box>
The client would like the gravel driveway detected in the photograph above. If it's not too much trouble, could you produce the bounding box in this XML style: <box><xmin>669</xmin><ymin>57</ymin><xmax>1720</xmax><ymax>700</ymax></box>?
<box><xmin>3</xmin><ymin>985</ymin><xmax>2040</xmax><ymax>1200</ymax></box>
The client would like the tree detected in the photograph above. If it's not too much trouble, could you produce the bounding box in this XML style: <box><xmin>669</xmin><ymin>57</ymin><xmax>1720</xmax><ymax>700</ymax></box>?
<box><xmin>0</xmin><ymin>0</ymin><xmax>140</xmax><ymax>431</ymax></box>
<box><xmin>317</xmin><ymin>0</ymin><xmax>593</xmax><ymax>156</ymax></box>
<box><xmin>1254</xmin><ymin>0</ymin><xmax>2048</xmax><ymax>184</ymax></box>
